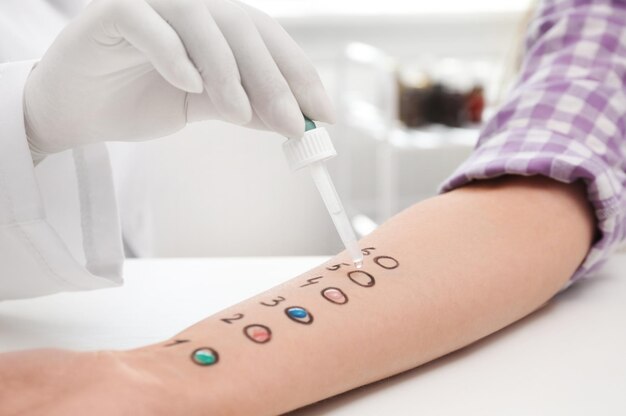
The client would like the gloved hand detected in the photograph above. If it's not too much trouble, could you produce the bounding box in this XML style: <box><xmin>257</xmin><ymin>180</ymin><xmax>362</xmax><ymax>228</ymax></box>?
<box><xmin>24</xmin><ymin>0</ymin><xmax>335</xmax><ymax>159</ymax></box>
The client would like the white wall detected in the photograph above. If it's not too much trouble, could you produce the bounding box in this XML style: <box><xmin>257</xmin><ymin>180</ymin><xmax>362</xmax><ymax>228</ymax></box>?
<box><xmin>121</xmin><ymin>8</ymin><xmax>529</xmax><ymax>257</ymax></box>
<box><xmin>111</xmin><ymin>122</ymin><xmax>338</xmax><ymax>257</ymax></box>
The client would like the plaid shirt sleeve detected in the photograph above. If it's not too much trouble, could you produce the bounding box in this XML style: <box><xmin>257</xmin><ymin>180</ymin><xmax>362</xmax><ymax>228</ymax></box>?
<box><xmin>440</xmin><ymin>0</ymin><xmax>626</xmax><ymax>284</ymax></box>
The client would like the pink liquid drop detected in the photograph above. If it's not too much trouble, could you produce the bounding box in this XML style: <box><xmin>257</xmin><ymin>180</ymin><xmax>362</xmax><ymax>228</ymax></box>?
<box><xmin>245</xmin><ymin>325</ymin><xmax>271</xmax><ymax>343</ymax></box>
<box><xmin>323</xmin><ymin>288</ymin><xmax>347</xmax><ymax>304</ymax></box>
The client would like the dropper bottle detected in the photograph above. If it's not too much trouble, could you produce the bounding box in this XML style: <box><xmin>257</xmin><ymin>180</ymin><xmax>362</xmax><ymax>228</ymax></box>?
<box><xmin>283</xmin><ymin>116</ymin><xmax>364</xmax><ymax>268</ymax></box>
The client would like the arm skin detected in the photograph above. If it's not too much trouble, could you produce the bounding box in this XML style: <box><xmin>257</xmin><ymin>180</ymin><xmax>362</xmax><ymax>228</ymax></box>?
<box><xmin>0</xmin><ymin>176</ymin><xmax>595</xmax><ymax>415</ymax></box>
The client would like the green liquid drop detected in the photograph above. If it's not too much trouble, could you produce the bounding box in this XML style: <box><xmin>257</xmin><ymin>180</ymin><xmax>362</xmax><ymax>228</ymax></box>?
<box><xmin>193</xmin><ymin>349</ymin><xmax>217</xmax><ymax>365</ymax></box>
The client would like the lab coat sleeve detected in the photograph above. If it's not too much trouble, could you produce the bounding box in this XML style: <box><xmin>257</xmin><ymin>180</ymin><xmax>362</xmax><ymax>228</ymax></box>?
<box><xmin>440</xmin><ymin>0</ymin><xmax>626</xmax><ymax>287</ymax></box>
<box><xmin>0</xmin><ymin>60</ymin><xmax>124</xmax><ymax>300</ymax></box>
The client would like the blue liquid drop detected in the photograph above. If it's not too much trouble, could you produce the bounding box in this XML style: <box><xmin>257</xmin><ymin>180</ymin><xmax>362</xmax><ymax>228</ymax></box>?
<box><xmin>288</xmin><ymin>308</ymin><xmax>307</xmax><ymax>318</ymax></box>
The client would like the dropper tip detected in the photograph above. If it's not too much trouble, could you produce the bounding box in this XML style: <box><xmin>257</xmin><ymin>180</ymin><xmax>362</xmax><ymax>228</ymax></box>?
<box><xmin>354</xmin><ymin>259</ymin><xmax>363</xmax><ymax>269</ymax></box>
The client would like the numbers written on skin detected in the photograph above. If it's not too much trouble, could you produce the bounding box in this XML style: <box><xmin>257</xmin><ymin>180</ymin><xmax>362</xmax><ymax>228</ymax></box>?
<box><xmin>174</xmin><ymin>247</ymin><xmax>400</xmax><ymax>366</ymax></box>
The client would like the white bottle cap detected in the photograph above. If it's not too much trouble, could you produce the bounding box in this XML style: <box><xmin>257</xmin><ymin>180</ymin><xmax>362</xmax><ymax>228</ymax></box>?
<box><xmin>283</xmin><ymin>127</ymin><xmax>337</xmax><ymax>172</ymax></box>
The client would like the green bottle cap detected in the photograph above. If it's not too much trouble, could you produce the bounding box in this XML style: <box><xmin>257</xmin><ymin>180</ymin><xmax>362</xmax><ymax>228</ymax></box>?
<box><xmin>304</xmin><ymin>115</ymin><xmax>317</xmax><ymax>132</ymax></box>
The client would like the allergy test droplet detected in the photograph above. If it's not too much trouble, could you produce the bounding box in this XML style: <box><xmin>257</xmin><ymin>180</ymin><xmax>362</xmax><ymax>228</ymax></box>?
<box><xmin>321</xmin><ymin>287</ymin><xmax>348</xmax><ymax>305</ymax></box>
<box><xmin>244</xmin><ymin>324</ymin><xmax>272</xmax><ymax>344</ymax></box>
<box><xmin>285</xmin><ymin>306</ymin><xmax>314</xmax><ymax>325</ymax></box>
<box><xmin>191</xmin><ymin>347</ymin><xmax>219</xmax><ymax>366</ymax></box>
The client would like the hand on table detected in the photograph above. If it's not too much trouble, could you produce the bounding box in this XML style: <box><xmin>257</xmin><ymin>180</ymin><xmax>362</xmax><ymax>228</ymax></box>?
<box><xmin>24</xmin><ymin>0</ymin><xmax>335</xmax><ymax>159</ymax></box>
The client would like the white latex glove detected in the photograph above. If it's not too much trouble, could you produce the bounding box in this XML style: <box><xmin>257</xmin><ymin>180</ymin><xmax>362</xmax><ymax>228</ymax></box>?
<box><xmin>24</xmin><ymin>0</ymin><xmax>335</xmax><ymax>158</ymax></box>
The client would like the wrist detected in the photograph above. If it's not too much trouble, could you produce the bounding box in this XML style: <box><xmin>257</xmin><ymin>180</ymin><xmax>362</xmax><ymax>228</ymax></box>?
<box><xmin>120</xmin><ymin>343</ymin><xmax>227</xmax><ymax>414</ymax></box>
<box><xmin>103</xmin><ymin>348</ymin><xmax>187</xmax><ymax>415</ymax></box>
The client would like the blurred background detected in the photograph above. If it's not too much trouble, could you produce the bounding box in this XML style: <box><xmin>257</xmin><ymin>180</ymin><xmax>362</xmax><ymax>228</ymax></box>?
<box><xmin>107</xmin><ymin>0</ymin><xmax>535</xmax><ymax>258</ymax></box>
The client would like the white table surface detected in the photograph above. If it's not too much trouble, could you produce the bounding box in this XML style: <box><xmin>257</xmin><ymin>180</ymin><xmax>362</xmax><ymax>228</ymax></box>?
<box><xmin>1</xmin><ymin>255</ymin><xmax>625</xmax><ymax>415</ymax></box>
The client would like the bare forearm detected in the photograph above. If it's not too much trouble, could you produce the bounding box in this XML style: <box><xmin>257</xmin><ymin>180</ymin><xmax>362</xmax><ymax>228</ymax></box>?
<box><xmin>130</xmin><ymin>176</ymin><xmax>595</xmax><ymax>415</ymax></box>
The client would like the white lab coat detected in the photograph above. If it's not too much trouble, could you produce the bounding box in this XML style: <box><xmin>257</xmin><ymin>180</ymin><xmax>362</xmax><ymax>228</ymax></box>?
<box><xmin>0</xmin><ymin>0</ymin><xmax>125</xmax><ymax>300</ymax></box>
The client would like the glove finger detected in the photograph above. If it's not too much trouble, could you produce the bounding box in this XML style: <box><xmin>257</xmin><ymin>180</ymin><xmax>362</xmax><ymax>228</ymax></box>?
<box><xmin>186</xmin><ymin>89</ymin><xmax>271</xmax><ymax>133</ymax></box>
<box><xmin>104</xmin><ymin>0</ymin><xmax>203</xmax><ymax>93</ymax></box>
<box><xmin>234</xmin><ymin>0</ymin><xmax>336</xmax><ymax>124</ymax></box>
<box><xmin>148</xmin><ymin>0</ymin><xmax>252</xmax><ymax>124</ymax></box>
<box><xmin>207</xmin><ymin>0</ymin><xmax>304</xmax><ymax>138</ymax></box>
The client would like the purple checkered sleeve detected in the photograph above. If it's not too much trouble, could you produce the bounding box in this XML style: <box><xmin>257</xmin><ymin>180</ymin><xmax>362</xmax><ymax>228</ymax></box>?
<box><xmin>440</xmin><ymin>0</ymin><xmax>626</xmax><ymax>284</ymax></box>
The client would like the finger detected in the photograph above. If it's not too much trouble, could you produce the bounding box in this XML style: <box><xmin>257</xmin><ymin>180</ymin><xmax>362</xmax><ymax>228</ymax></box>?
<box><xmin>103</xmin><ymin>0</ymin><xmax>203</xmax><ymax>93</ymax></box>
<box><xmin>207</xmin><ymin>0</ymin><xmax>304</xmax><ymax>138</ymax></box>
<box><xmin>148</xmin><ymin>0</ymin><xmax>252</xmax><ymax>124</ymax></box>
<box><xmin>186</xmin><ymin>91</ymin><xmax>275</xmax><ymax>135</ymax></box>
<box><xmin>233</xmin><ymin>0</ymin><xmax>336</xmax><ymax>124</ymax></box>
